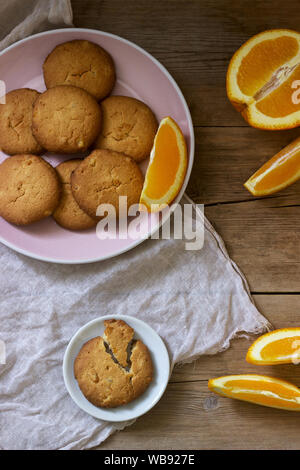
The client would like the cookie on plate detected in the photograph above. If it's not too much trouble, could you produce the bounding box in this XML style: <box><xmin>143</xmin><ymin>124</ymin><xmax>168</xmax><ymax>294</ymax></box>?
<box><xmin>0</xmin><ymin>154</ymin><xmax>61</xmax><ymax>225</ymax></box>
<box><xmin>0</xmin><ymin>88</ymin><xmax>43</xmax><ymax>155</ymax></box>
<box><xmin>74</xmin><ymin>319</ymin><xmax>153</xmax><ymax>408</ymax></box>
<box><xmin>43</xmin><ymin>40</ymin><xmax>115</xmax><ymax>101</ymax></box>
<box><xmin>94</xmin><ymin>96</ymin><xmax>158</xmax><ymax>162</ymax></box>
<box><xmin>71</xmin><ymin>149</ymin><xmax>144</xmax><ymax>219</ymax></box>
<box><xmin>53</xmin><ymin>159</ymin><xmax>97</xmax><ymax>231</ymax></box>
<box><xmin>32</xmin><ymin>85</ymin><xmax>102</xmax><ymax>154</ymax></box>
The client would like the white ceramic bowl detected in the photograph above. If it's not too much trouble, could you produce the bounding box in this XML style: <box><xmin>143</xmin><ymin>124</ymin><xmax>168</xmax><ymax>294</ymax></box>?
<box><xmin>63</xmin><ymin>314</ymin><xmax>170</xmax><ymax>421</ymax></box>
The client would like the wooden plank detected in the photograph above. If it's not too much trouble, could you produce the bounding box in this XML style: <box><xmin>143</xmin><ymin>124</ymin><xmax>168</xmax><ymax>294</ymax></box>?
<box><xmin>187</xmin><ymin>127</ymin><xmax>300</xmax><ymax>204</ymax></box>
<box><xmin>205</xmin><ymin>200</ymin><xmax>300</xmax><ymax>292</ymax></box>
<box><xmin>72</xmin><ymin>0</ymin><xmax>300</xmax><ymax>126</ymax></box>
<box><xmin>100</xmin><ymin>381</ymin><xmax>300</xmax><ymax>450</ymax></box>
<box><xmin>187</xmin><ymin>127</ymin><xmax>300</xmax><ymax>292</ymax></box>
<box><xmin>98</xmin><ymin>295</ymin><xmax>300</xmax><ymax>450</ymax></box>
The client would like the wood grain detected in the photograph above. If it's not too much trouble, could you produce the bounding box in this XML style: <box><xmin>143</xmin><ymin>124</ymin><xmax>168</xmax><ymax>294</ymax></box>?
<box><xmin>72</xmin><ymin>0</ymin><xmax>300</xmax><ymax>126</ymax></box>
<box><xmin>100</xmin><ymin>295</ymin><xmax>300</xmax><ymax>450</ymax></box>
<box><xmin>71</xmin><ymin>0</ymin><xmax>300</xmax><ymax>450</ymax></box>
<box><xmin>188</xmin><ymin>127</ymin><xmax>300</xmax><ymax>205</ymax></box>
<box><xmin>206</xmin><ymin>199</ymin><xmax>300</xmax><ymax>292</ymax></box>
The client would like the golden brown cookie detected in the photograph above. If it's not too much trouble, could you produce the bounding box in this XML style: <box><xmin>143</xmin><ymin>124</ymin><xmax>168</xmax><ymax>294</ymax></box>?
<box><xmin>0</xmin><ymin>154</ymin><xmax>61</xmax><ymax>225</ymax></box>
<box><xmin>74</xmin><ymin>319</ymin><xmax>153</xmax><ymax>408</ymax></box>
<box><xmin>43</xmin><ymin>40</ymin><xmax>115</xmax><ymax>101</ymax></box>
<box><xmin>71</xmin><ymin>149</ymin><xmax>144</xmax><ymax>218</ymax></box>
<box><xmin>32</xmin><ymin>85</ymin><xmax>102</xmax><ymax>154</ymax></box>
<box><xmin>94</xmin><ymin>96</ymin><xmax>158</xmax><ymax>162</ymax></box>
<box><xmin>0</xmin><ymin>88</ymin><xmax>43</xmax><ymax>155</ymax></box>
<box><xmin>53</xmin><ymin>159</ymin><xmax>97</xmax><ymax>231</ymax></box>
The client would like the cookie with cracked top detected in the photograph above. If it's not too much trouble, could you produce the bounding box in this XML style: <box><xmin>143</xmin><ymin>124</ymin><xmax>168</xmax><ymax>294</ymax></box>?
<box><xmin>74</xmin><ymin>319</ymin><xmax>153</xmax><ymax>408</ymax></box>
<box><xmin>0</xmin><ymin>88</ymin><xmax>43</xmax><ymax>155</ymax></box>
<box><xmin>53</xmin><ymin>159</ymin><xmax>97</xmax><ymax>231</ymax></box>
<box><xmin>32</xmin><ymin>85</ymin><xmax>102</xmax><ymax>154</ymax></box>
<box><xmin>43</xmin><ymin>40</ymin><xmax>115</xmax><ymax>101</ymax></box>
<box><xmin>94</xmin><ymin>95</ymin><xmax>158</xmax><ymax>162</ymax></box>
<box><xmin>71</xmin><ymin>149</ymin><xmax>144</xmax><ymax>219</ymax></box>
<box><xmin>0</xmin><ymin>154</ymin><xmax>61</xmax><ymax>225</ymax></box>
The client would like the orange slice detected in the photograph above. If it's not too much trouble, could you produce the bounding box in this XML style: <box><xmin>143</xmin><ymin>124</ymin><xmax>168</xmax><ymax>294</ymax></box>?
<box><xmin>244</xmin><ymin>136</ymin><xmax>300</xmax><ymax>195</ymax></box>
<box><xmin>246</xmin><ymin>328</ymin><xmax>300</xmax><ymax>365</ymax></box>
<box><xmin>139</xmin><ymin>116</ymin><xmax>187</xmax><ymax>212</ymax></box>
<box><xmin>227</xmin><ymin>29</ymin><xmax>300</xmax><ymax>129</ymax></box>
<box><xmin>208</xmin><ymin>374</ymin><xmax>300</xmax><ymax>411</ymax></box>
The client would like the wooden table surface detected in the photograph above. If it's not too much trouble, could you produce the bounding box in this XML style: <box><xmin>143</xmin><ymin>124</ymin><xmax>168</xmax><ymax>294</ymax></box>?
<box><xmin>72</xmin><ymin>0</ymin><xmax>300</xmax><ymax>450</ymax></box>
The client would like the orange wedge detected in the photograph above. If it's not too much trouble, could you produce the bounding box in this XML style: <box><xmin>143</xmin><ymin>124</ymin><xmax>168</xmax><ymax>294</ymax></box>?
<box><xmin>244</xmin><ymin>136</ymin><xmax>300</xmax><ymax>195</ymax></box>
<box><xmin>208</xmin><ymin>374</ymin><xmax>300</xmax><ymax>411</ymax></box>
<box><xmin>139</xmin><ymin>116</ymin><xmax>187</xmax><ymax>211</ymax></box>
<box><xmin>246</xmin><ymin>328</ymin><xmax>300</xmax><ymax>365</ymax></box>
<box><xmin>227</xmin><ymin>29</ymin><xmax>300</xmax><ymax>129</ymax></box>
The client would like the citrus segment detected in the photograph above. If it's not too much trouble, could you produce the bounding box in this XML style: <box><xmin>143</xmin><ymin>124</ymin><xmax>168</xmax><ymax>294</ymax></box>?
<box><xmin>237</xmin><ymin>36</ymin><xmax>299</xmax><ymax>97</ymax></box>
<box><xmin>139</xmin><ymin>116</ymin><xmax>187</xmax><ymax>211</ymax></box>
<box><xmin>227</xmin><ymin>29</ymin><xmax>300</xmax><ymax>129</ymax></box>
<box><xmin>144</xmin><ymin>120</ymin><xmax>180</xmax><ymax>199</ymax></box>
<box><xmin>208</xmin><ymin>374</ymin><xmax>300</xmax><ymax>411</ymax></box>
<box><xmin>255</xmin><ymin>64</ymin><xmax>300</xmax><ymax>118</ymax></box>
<box><xmin>246</xmin><ymin>328</ymin><xmax>300</xmax><ymax>365</ymax></box>
<box><xmin>244</xmin><ymin>136</ymin><xmax>300</xmax><ymax>195</ymax></box>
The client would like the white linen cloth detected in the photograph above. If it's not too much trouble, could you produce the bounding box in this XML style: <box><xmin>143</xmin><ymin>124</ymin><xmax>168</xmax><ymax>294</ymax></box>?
<box><xmin>0</xmin><ymin>0</ymin><xmax>73</xmax><ymax>50</ymax></box>
<box><xmin>0</xmin><ymin>1</ymin><xmax>270</xmax><ymax>450</ymax></box>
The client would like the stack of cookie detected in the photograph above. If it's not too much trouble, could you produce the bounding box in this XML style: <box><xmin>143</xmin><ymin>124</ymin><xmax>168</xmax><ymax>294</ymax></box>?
<box><xmin>0</xmin><ymin>39</ymin><xmax>158</xmax><ymax>230</ymax></box>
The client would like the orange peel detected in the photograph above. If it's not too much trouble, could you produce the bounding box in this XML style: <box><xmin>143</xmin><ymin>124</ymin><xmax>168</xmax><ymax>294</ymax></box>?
<box><xmin>227</xmin><ymin>29</ymin><xmax>300</xmax><ymax>129</ymax></box>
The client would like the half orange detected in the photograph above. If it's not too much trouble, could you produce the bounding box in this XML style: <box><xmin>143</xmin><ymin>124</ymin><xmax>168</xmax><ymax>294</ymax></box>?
<box><xmin>246</xmin><ymin>328</ymin><xmax>300</xmax><ymax>365</ymax></box>
<box><xmin>227</xmin><ymin>29</ymin><xmax>300</xmax><ymax>129</ymax></box>
<box><xmin>208</xmin><ymin>374</ymin><xmax>300</xmax><ymax>411</ymax></box>
<box><xmin>139</xmin><ymin>116</ymin><xmax>187</xmax><ymax>212</ymax></box>
<box><xmin>244</xmin><ymin>136</ymin><xmax>300</xmax><ymax>196</ymax></box>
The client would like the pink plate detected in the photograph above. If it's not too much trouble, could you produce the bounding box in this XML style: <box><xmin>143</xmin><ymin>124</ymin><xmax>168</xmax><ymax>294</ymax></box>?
<box><xmin>0</xmin><ymin>28</ymin><xmax>194</xmax><ymax>264</ymax></box>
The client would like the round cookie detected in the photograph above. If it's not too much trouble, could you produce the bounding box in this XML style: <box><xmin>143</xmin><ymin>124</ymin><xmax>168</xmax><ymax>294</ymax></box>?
<box><xmin>53</xmin><ymin>159</ymin><xmax>97</xmax><ymax>231</ymax></box>
<box><xmin>0</xmin><ymin>154</ymin><xmax>61</xmax><ymax>225</ymax></box>
<box><xmin>43</xmin><ymin>40</ymin><xmax>115</xmax><ymax>100</ymax></box>
<box><xmin>0</xmin><ymin>88</ymin><xmax>43</xmax><ymax>155</ymax></box>
<box><xmin>71</xmin><ymin>149</ymin><xmax>144</xmax><ymax>219</ymax></box>
<box><xmin>94</xmin><ymin>96</ymin><xmax>158</xmax><ymax>162</ymax></box>
<box><xmin>74</xmin><ymin>319</ymin><xmax>153</xmax><ymax>408</ymax></box>
<box><xmin>32</xmin><ymin>85</ymin><xmax>102</xmax><ymax>154</ymax></box>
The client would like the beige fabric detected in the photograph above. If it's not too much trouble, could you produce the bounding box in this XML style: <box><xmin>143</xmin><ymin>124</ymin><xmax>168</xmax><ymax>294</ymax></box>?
<box><xmin>0</xmin><ymin>0</ymin><xmax>73</xmax><ymax>50</ymax></box>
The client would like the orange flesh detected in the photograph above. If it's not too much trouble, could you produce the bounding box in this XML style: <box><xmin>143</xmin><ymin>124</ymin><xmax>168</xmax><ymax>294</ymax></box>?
<box><xmin>248</xmin><ymin>138</ymin><xmax>300</xmax><ymax>191</ymax></box>
<box><xmin>256</xmin><ymin>63</ymin><xmax>300</xmax><ymax>117</ymax></box>
<box><xmin>145</xmin><ymin>122</ymin><xmax>180</xmax><ymax>199</ymax></box>
<box><xmin>223</xmin><ymin>380</ymin><xmax>300</xmax><ymax>408</ymax></box>
<box><xmin>230</xmin><ymin>392</ymin><xmax>300</xmax><ymax>409</ymax></box>
<box><xmin>225</xmin><ymin>379</ymin><xmax>300</xmax><ymax>397</ymax></box>
<box><xmin>260</xmin><ymin>337</ymin><xmax>300</xmax><ymax>359</ymax></box>
<box><xmin>237</xmin><ymin>36</ymin><xmax>299</xmax><ymax>96</ymax></box>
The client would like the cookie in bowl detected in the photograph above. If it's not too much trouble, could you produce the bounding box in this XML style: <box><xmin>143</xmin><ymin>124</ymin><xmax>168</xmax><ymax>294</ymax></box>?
<box><xmin>32</xmin><ymin>85</ymin><xmax>102</xmax><ymax>154</ymax></box>
<box><xmin>0</xmin><ymin>154</ymin><xmax>61</xmax><ymax>225</ymax></box>
<box><xmin>71</xmin><ymin>149</ymin><xmax>144</xmax><ymax>218</ymax></box>
<box><xmin>94</xmin><ymin>95</ymin><xmax>158</xmax><ymax>162</ymax></box>
<box><xmin>74</xmin><ymin>319</ymin><xmax>153</xmax><ymax>408</ymax></box>
<box><xmin>53</xmin><ymin>159</ymin><xmax>97</xmax><ymax>231</ymax></box>
<box><xmin>0</xmin><ymin>88</ymin><xmax>43</xmax><ymax>155</ymax></box>
<box><xmin>43</xmin><ymin>40</ymin><xmax>115</xmax><ymax>101</ymax></box>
